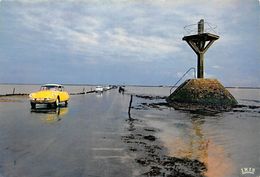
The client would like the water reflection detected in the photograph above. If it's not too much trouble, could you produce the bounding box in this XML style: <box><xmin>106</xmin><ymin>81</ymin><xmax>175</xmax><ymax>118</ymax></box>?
<box><xmin>96</xmin><ymin>92</ymin><xmax>103</xmax><ymax>97</ymax></box>
<box><xmin>160</xmin><ymin>115</ymin><xmax>235</xmax><ymax>177</ymax></box>
<box><xmin>31</xmin><ymin>107</ymin><xmax>68</xmax><ymax>123</ymax></box>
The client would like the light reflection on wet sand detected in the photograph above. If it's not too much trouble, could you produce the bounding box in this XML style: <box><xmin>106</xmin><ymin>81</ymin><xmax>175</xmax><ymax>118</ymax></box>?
<box><xmin>145</xmin><ymin>116</ymin><xmax>236</xmax><ymax>177</ymax></box>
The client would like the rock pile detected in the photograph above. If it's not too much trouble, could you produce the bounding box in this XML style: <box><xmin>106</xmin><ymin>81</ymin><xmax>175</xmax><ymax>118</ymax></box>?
<box><xmin>167</xmin><ymin>79</ymin><xmax>237</xmax><ymax>112</ymax></box>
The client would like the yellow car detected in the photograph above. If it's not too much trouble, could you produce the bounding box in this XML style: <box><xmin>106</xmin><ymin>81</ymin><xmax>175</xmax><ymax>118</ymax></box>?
<box><xmin>29</xmin><ymin>84</ymin><xmax>70</xmax><ymax>109</ymax></box>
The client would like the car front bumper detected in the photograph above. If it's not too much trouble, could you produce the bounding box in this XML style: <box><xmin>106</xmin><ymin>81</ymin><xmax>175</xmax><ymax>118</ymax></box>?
<box><xmin>30</xmin><ymin>98</ymin><xmax>56</xmax><ymax>104</ymax></box>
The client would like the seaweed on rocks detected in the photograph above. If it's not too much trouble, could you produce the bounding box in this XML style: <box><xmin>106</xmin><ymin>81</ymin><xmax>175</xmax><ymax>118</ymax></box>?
<box><xmin>122</xmin><ymin>118</ymin><xmax>207</xmax><ymax>177</ymax></box>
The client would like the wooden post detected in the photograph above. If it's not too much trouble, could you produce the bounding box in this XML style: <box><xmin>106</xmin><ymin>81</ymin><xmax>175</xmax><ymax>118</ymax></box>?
<box><xmin>197</xmin><ymin>53</ymin><xmax>204</xmax><ymax>78</ymax></box>
<box><xmin>198</xmin><ymin>19</ymin><xmax>204</xmax><ymax>34</ymax></box>
<box><xmin>197</xmin><ymin>19</ymin><xmax>204</xmax><ymax>78</ymax></box>
<box><xmin>12</xmin><ymin>88</ymin><xmax>15</xmax><ymax>95</ymax></box>
<box><xmin>128</xmin><ymin>95</ymin><xmax>133</xmax><ymax>119</ymax></box>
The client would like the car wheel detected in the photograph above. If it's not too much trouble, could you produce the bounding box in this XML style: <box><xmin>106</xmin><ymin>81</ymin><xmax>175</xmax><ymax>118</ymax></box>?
<box><xmin>47</xmin><ymin>103</ymin><xmax>52</xmax><ymax>108</ymax></box>
<box><xmin>65</xmin><ymin>101</ymin><xmax>68</xmax><ymax>107</ymax></box>
<box><xmin>31</xmin><ymin>102</ymin><xmax>36</xmax><ymax>109</ymax></box>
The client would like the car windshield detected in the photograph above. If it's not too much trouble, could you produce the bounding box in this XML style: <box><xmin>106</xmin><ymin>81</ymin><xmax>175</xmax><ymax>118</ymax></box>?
<box><xmin>40</xmin><ymin>85</ymin><xmax>63</xmax><ymax>91</ymax></box>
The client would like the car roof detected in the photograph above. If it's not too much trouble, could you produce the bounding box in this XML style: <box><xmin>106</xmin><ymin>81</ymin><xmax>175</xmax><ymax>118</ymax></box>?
<box><xmin>42</xmin><ymin>84</ymin><xmax>64</xmax><ymax>87</ymax></box>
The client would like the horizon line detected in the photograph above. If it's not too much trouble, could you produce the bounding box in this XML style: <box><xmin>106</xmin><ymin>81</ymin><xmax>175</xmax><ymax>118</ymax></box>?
<box><xmin>0</xmin><ymin>82</ymin><xmax>260</xmax><ymax>89</ymax></box>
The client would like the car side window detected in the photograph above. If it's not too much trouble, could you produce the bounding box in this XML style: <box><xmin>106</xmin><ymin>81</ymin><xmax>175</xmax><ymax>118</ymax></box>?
<box><xmin>58</xmin><ymin>86</ymin><xmax>63</xmax><ymax>91</ymax></box>
<box><xmin>41</xmin><ymin>86</ymin><xmax>47</xmax><ymax>90</ymax></box>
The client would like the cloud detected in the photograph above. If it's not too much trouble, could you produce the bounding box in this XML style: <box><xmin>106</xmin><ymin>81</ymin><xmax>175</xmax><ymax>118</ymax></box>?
<box><xmin>211</xmin><ymin>65</ymin><xmax>222</xmax><ymax>69</ymax></box>
<box><xmin>10</xmin><ymin>1</ymin><xmax>183</xmax><ymax>63</ymax></box>
<box><xmin>105</xmin><ymin>28</ymin><xmax>181</xmax><ymax>59</ymax></box>
<box><xmin>0</xmin><ymin>0</ymin><xmax>259</xmax><ymax>86</ymax></box>
<box><xmin>14</xmin><ymin>0</ymin><xmax>237</xmax><ymax>52</ymax></box>
<box><xmin>17</xmin><ymin>5</ymin><xmax>101</xmax><ymax>47</ymax></box>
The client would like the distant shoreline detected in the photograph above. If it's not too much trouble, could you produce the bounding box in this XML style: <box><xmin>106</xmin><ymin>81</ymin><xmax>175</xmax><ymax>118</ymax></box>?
<box><xmin>0</xmin><ymin>83</ymin><xmax>259</xmax><ymax>89</ymax></box>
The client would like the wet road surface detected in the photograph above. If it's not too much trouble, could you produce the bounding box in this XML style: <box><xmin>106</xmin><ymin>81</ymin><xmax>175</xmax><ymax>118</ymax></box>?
<box><xmin>0</xmin><ymin>87</ymin><xmax>260</xmax><ymax>177</ymax></box>
<box><xmin>0</xmin><ymin>90</ymin><xmax>136</xmax><ymax>177</ymax></box>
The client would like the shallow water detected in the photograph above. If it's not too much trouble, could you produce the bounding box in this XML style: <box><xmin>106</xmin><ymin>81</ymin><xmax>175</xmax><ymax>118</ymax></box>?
<box><xmin>0</xmin><ymin>84</ymin><xmax>259</xmax><ymax>177</ymax></box>
<box><xmin>128</xmin><ymin>87</ymin><xmax>260</xmax><ymax>177</ymax></box>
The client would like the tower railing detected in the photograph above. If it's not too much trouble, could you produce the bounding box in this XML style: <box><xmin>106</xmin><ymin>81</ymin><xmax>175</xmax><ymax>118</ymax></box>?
<box><xmin>170</xmin><ymin>67</ymin><xmax>196</xmax><ymax>94</ymax></box>
<box><xmin>183</xmin><ymin>21</ymin><xmax>218</xmax><ymax>36</ymax></box>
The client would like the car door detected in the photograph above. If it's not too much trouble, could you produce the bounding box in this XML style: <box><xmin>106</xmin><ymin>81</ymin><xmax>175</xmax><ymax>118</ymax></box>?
<box><xmin>58</xmin><ymin>86</ymin><xmax>69</xmax><ymax>102</ymax></box>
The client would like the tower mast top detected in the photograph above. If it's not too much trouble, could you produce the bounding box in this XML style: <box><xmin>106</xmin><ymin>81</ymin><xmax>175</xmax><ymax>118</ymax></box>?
<box><xmin>182</xmin><ymin>19</ymin><xmax>219</xmax><ymax>78</ymax></box>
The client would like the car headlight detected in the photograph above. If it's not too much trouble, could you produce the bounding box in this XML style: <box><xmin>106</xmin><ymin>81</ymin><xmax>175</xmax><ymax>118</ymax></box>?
<box><xmin>29</xmin><ymin>94</ymin><xmax>34</xmax><ymax>99</ymax></box>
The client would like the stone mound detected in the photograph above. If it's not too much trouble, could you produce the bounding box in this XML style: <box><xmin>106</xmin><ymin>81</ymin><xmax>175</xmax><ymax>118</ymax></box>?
<box><xmin>167</xmin><ymin>79</ymin><xmax>237</xmax><ymax>112</ymax></box>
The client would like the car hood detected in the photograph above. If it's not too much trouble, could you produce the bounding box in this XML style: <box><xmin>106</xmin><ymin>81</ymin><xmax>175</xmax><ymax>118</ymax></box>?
<box><xmin>30</xmin><ymin>90</ymin><xmax>58</xmax><ymax>99</ymax></box>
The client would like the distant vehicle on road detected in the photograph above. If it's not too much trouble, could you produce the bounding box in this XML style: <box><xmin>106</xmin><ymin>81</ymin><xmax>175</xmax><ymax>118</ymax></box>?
<box><xmin>104</xmin><ymin>86</ymin><xmax>112</xmax><ymax>91</ymax></box>
<box><xmin>111</xmin><ymin>85</ymin><xmax>118</xmax><ymax>89</ymax></box>
<box><xmin>95</xmin><ymin>86</ymin><xmax>104</xmax><ymax>92</ymax></box>
<box><xmin>29</xmin><ymin>84</ymin><xmax>70</xmax><ymax>109</ymax></box>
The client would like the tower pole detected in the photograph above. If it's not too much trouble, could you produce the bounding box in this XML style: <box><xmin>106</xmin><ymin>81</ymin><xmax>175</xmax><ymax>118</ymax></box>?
<box><xmin>197</xmin><ymin>19</ymin><xmax>204</xmax><ymax>78</ymax></box>
<box><xmin>197</xmin><ymin>53</ymin><xmax>204</xmax><ymax>78</ymax></box>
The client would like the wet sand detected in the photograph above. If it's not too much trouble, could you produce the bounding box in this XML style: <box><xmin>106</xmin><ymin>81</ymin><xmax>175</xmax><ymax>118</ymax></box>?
<box><xmin>0</xmin><ymin>88</ymin><xmax>259</xmax><ymax>177</ymax></box>
<box><xmin>122</xmin><ymin>118</ymin><xmax>206</xmax><ymax>177</ymax></box>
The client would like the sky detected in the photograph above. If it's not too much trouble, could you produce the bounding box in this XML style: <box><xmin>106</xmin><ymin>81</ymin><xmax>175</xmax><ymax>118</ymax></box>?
<box><xmin>0</xmin><ymin>0</ymin><xmax>259</xmax><ymax>86</ymax></box>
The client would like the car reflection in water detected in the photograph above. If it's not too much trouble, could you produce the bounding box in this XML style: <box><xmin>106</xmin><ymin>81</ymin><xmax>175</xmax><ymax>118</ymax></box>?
<box><xmin>96</xmin><ymin>92</ymin><xmax>103</xmax><ymax>98</ymax></box>
<box><xmin>31</xmin><ymin>105</ymin><xmax>68</xmax><ymax>123</ymax></box>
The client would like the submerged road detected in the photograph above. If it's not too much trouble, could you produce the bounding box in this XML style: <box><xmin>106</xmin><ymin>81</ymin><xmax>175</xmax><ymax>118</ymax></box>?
<box><xmin>0</xmin><ymin>90</ymin><xmax>136</xmax><ymax>177</ymax></box>
<box><xmin>1</xmin><ymin>88</ymin><xmax>260</xmax><ymax>177</ymax></box>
